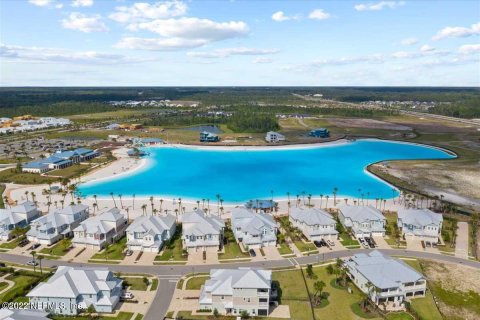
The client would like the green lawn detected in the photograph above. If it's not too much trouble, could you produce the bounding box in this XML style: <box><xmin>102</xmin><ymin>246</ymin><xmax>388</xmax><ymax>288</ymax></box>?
<box><xmin>409</xmin><ymin>291</ymin><xmax>443</xmax><ymax>320</ymax></box>
<box><xmin>134</xmin><ymin>314</ymin><xmax>143</xmax><ymax>320</ymax></box>
<box><xmin>0</xmin><ymin>168</ymin><xmax>58</xmax><ymax>185</ymax></box>
<box><xmin>0</xmin><ymin>281</ymin><xmax>8</xmax><ymax>291</ymax></box>
<box><xmin>0</xmin><ymin>273</ymin><xmax>44</xmax><ymax>302</ymax></box>
<box><xmin>0</xmin><ymin>184</ymin><xmax>5</xmax><ymax>208</ymax></box>
<box><xmin>384</xmin><ymin>212</ymin><xmax>401</xmax><ymax>247</ymax></box>
<box><xmin>150</xmin><ymin>278</ymin><xmax>158</xmax><ymax>291</ymax></box>
<box><xmin>39</xmin><ymin>239</ymin><xmax>72</xmax><ymax>257</ymax></box>
<box><xmin>51</xmin><ymin>311</ymin><xmax>134</xmax><ymax>320</ymax></box>
<box><xmin>218</xmin><ymin>228</ymin><xmax>249</xmax><ymax>260</ymax></box>
<box><xmin>123</xmin><ymin>277</ymin><xmax>149</xmax><ymax>291</ymax></box>
<box><xmin>293</xmin><ymin>239</ymin><xmax>317</xmax><ymax>253</ymax></box>
<box><xmin>47</xmin><ymin>164</ymin><xmax>92</xmax><ymax>179</ymax></box>
<box><xmin>155</xmin><ymin>227</ymin><xmax>187</xmax><ymax>261</ymax></box>
<box><xmin>91</xmin><ymin>237</ymin><xmax>127</xmax><ymax>261</ymax></box>
<box><xmin>339</xmin><ymin>233</ymin><xmax>360</xmax><ymax>247</ymax></box>
<box><xmin>185</xmin><ymin>276</ymin><xmax>210</xmax><ymax>290</ymax></box>
<box><xmin>277</xmin><ymin>241</ymin><xmax>293</xmax><ymax>255</ymax></box>
<box><xmin>175</xmin><ymin>311</ymin><xmax>285</xmax><ymax>320</ymax></box>
<box><xmin>0</xmin><ymin>235</ymin><xmax>26</xmax><ymax>249</ymax></box>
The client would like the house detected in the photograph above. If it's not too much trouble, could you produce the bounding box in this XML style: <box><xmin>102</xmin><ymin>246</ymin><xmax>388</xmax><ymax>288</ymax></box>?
<box><xmin>126</xmin><ymin>215</ymin><xmax>176</xmax><ymax>252</ymax></box>
<box><xmin>22</xmin><ymin>148</ymin><xmax>98</xmax><ymax>174</ymax></box>
<box><xmin>265</xmin><ymin>131</ymin><xmax>285</xmax><ymax>143</ymax></box>
<box><xmin>397</xmin><ymin>209</ymin><xmax>443</xmax><ymax>244</ymax></box>
<box><xmin>199</xmin><ymin>268</ymin><xmax>272</xmax><ymax>316</ymax></box>
<box><xmin>289</xmin><ymin>207</ymin><xmax>338</xmax><ymax>241</ymax></box>
<box><xmin>0</xmin><ymin>309</ymin><xmax>50</xmax><ymax>320</ymax></box>
<box><xmin>231</xmin><ymin>207</ymin><xmax>277</xmax><ymax>249</ymax></box>
<box><xmin>22</xmin><ymin>161</ymin><xmax>50</xmax><ymax>173</ymax></box>
<box><xmin>72</xmin><ymin>208</ymin><xmax>127</xmax><ymax>250</ymax></box>
<box><xmin>200</xmin><ymin>131</ymin><xmax>220</xmax><ymax>142</ymax></box>
<box><xmin>181</xmin><ymin>209</ymin><xmax>225</xmax><ymax>253</ymax></box>
<box><xmin>54</xmin><ymin>148</ymin><xmax>99</xmax><ymax>164</ymax></box>
<box><xmin>140</xmin><ymin>138</ymin><xmax>164</xmax><ymax>145</ymax></box>
<box><xmin>344</xmin><ymin>251</ymin><xmax>426</xmax><ymax>310</ymax></box>
<box><xmin>27</xmin><ymin>204</ymin><xmax>89</xmax><ymax>245</ymax></box>
<box><xmin>27</xmin><ymin>266</ymin><xmax>123</xmax><ymax>315</ymax></box>
<box><xmin>0</xmin><ymin>201</ymin><xmax>41</xmax><ymax>241</ymax></box>
<box><xmin>309</xmin><ymin>128</ymin><xmax>330</xmax><ymax>138</ymax></box>
<box><xmin>338</xmin><ymin>205</ymin><xmax>386</xmax><ymax>238</ymax></box>
<box><xmin>244</xmin><ymin>199</ymin><xmax>278</xmax><ymax>213</ymax></box>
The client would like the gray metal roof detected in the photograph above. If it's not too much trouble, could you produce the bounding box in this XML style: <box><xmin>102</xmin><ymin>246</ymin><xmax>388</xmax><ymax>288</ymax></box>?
<box><xmin>345</xmin><ymin>250</ymin><xmax>424</xmax><ymax>289</ymax></box>
<box><xmin>232</xmin><ymin>207</ymin><xmax>277</xmax><ymax>234</ymax></box>
<box><xmin>182</xmin><ymin>209</ymin><xmax>225</xmax><ymax>236</ymax></box>
<box><xmin>398</xmin><ymin>209</ymin><xmax>443</xmax><ymax>227</ymax></box>
<box><xmin>0</xmin><ymin>309</ymin><xmax>49</xmax><ymax>320</ymax></box>
<box><xmin>204</xmin><ymin>268</ymin><xmax>271</xmax><ymax>296</ymax></box>
<box><xmin>73</xmin><ymin>207</ymin><xmax>124</xmax><ymax>234</ymax></box>
<box><xmin>290</xmin><ymin>207</ymin><xmax>336</xmax><ymax>226</ymax></box>
<box><xmin>127</xmin><ymin>214</ymin><xmax>175</xmax><ymax>235</ymax></box>
<box><xmin>338</xmin><ymin>205</ymin><xmax>386</xmax><ymax>223</ymax></box>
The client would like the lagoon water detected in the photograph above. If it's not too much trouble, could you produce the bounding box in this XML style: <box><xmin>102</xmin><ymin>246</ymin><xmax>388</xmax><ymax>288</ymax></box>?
<box><xmin>77</xmin><ymin>139</ymin><xmax>455</xmax><ymax>203</ymax></box>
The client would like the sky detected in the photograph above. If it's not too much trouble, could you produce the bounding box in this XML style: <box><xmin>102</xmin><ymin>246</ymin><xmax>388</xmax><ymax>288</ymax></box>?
<box><xmin>0</xmin><ymin>0</ymin><xmax>479</xmax><ymax>86</ymax></box>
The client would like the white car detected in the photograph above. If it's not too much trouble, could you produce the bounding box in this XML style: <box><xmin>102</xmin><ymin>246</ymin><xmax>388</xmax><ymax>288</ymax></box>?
<box><xmin>121</xmin><ymin>292</ymin><xmax>134</xmax><ymax>299</ymax></box>
<box><xmin>26</xmin><ymin>260</ymin><xmax>39</xmax><ymax>266</ymax></box>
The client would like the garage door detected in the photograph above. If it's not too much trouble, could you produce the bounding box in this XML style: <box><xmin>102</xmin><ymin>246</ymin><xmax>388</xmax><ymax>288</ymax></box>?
<box><xmin>258</xmin><ymin>309</ymin><xmax>268</xmax><ymax>316</ymax></box>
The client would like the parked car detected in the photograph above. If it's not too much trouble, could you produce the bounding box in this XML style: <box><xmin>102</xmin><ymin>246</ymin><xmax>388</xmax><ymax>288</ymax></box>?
<box><xmin>121</xmin><ymin>292</ymin><xmax>134</xmax><ymax>299</ymax></box>
<box><xmin>327</xmin><ymin>240</ymin><xmax>335</xmax><ymax>246</ymax></box>
<box><xmin>18</xmin><ymin>239</ymin><xmax>29</xmax><ymax>247</ymax></box>
<box><xmin>125</xmin><ymin>249</ymin><xmax>133</xmax><ymax>256</ymax></box>
<box><xmin>30</xmin><ymin>243</ymin><xmax>40</xmax><ymax>250</ymax></box>
<box><xmin>0</xmin><ymin>262</ymin><xmax>6</xmax><ymax>267</ymax></box>
<box><xmin>249</xmin><ymin>249</ymin><xmax>256</xmax><ymax>257</ymax></box>
<box><xmin>26</xmin><ymin>260</ymin><xmax>39</xmax><ymax>266</ymax></box>
<box><xmin>313</xmin><ymin>240</ymin><xmax>323</xmax><ymax>248</ymax></box>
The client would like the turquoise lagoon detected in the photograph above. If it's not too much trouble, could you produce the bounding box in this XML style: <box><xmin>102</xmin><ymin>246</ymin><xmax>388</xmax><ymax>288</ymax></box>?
<box><xmin>77</xmin><ymin>139</ymin><xmax>455</xmax><ymax>203</ymax></box>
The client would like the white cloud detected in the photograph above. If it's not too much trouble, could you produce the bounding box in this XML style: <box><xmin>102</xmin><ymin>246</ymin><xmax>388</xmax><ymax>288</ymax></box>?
<box><xmin>187</xmin><ymin>47</ymin><xmax>279</xmax><ymax>58</ymax></box>
<box><xmin>354</xmin><ymin>1</ymin><xmax>405</xmax><ymax>11</ymax></box>
<box><xmin>420</xmin><ymin>44</ymin><xmax>435</xmax><ymax>52</ymax></box>
<box><xmin>459</xmin><ymin>44</ymin><xmax>480</xmax><ymax>54</ymax></box>
<box><xmin>61</xmin><ymin>13</ymin><xmax>109</xmax><ymax>33</ymax></box>
<box><xmin>271</xmin><ymin>11</ymin><xmax>299</xmax><ymax>22</ymax></box>
<box><xmin>55</xmin><ymin>3</ymin><xmax>63</xmax><ymax>9</ymax></box>
<box><xmin>401</xmin><ymin>37</ymin><xmax>418</xmax><ymax>46</ymax></box>
<box><xmin>308</xmin><ymin>9</ymin><xmax>331</xmax><ymax>20</ymax></box>
<box><xmin>0</xmin><ymin>43</ymin><xmax>149</xmax><ymax>65</ymax></box>
<box><xmin>115</xmin><ymin>37</ymin><xmax>210</xmax><ymax>50</ymax></box>
<box><xmin>253</xmin><ymin>57</ymin><xmax>273</xmax><ymax>64</ymax></box>
<box><xmin>72</xmin><ymin>0</ymin><xmax>94</xmax><ymax>7</ymax></box>
<box><xmin>109</xmin><ymin>1</ymin><xmax>188</xmax><ymax>23</ymax></box>
<box><xmin>432</xmin><ymin>22</ymin><xmax>480</xmax><ymax>40</ymax></box>
<box><xmin>28</xmin><ymin>0</ymin><xmax>53</xmax><ymax>6</ymax></box>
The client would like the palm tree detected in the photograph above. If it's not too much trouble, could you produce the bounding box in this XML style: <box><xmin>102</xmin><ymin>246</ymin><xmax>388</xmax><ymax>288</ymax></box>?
<box><xmin>319</xmin><ymin>194</ymin><xmax>323</xmax><ymax>208</ymax></box>
<box><xmin>307</xmin><ymin>194</ymin><xmax>312</xmax><ymax>207</ymax></box>
<box><xmin>325</xmin><ymin>195</ymin><xmax>330</xmax><ymax>209</ymax></box>
<box><xmin>216</xmin><ymin>194</ymin><xmax>221</xmax><ymax>214</ymax></box>
<box><xmin>149</xmin><ymin>196</ymin><xmax>154</xmax><ymax>214</ymax></box>
<box><xmin>60</xmin><ymin>199</ymin><xmax>65</xmax><ymax>209</ymax></box>
<box><xmin>160</xmin><ymin>199</ymin><xmax>163</xmax><ymax>212</ymax></box>
<box><xmin>93</xmin><ymin>194</ymin><xmax>98</xmax><ymax>207</ymax></box>
<box><xmin>201</xmin><ymin>198</ymin><xmax>205</xmax><ymax>209</ymax></box>
<box><xmin>344</xmin><ymin>198</ymin><xmax>348</xmax><ymax>205</ymax></box>
<box><xmin>54</xmin><ymin>200</ymin><xmax>58</xmax><ymax>208</ymax></box>
<box><xmin>24</xmin><ymin>191</ymin><xmax>29</xmax><ymax>201</ymax></box>
<box><xmin>119</xmin><ymin>194</ymin><xmax>123</xmax><ymax>209</ymax></box>
<box><xmin>47</xmin><ymin>201</ymin><xmax>52</xmax><ymax>211</ymax></box>
<box><xmin>270</xmin><ymin>190</ymin><xmax>274</xmax><ymax>202</ymax></box>
<box><xmin>110</xmin><ymin>192</ymin><xmax>117</xmax><ymax>207</ymax></box>
<box><xmin>31</xmin><ymin>250</ymin><xmax>37</xmax><ymax>272</ymax></box>
<box><xmin>364</xmin><ymin>281</ymin><xmax>374</xmax><ymax>309</ymax></box>
<box><xmin>174</xmin><ymin>208</ymin><xmax>179</xmax><ymax>222</ymax></box>
<box><xmin>333</xmin><ymin>187</ymin><xmax>338</xmax><ymax>206</ymax></box>
<box><xmin>93</xmin><ymin>203</ymin><xmax>98</xmax><ymax>216</ymax></box>
<box><xmin>126</xmin><ymin>207</ymin><xmax>130</xmax><ymax>223</ymax></box>
<box><xmin>37</xmin><ymin>254</ymin><xmax>44</xmax><ymax>274</ymax></box>
<box><xmin>196</xmin><ymin>200</ymin><xmax>200</xmax><ymax>210</ymax></box>
<box><xmin>132</xmin><ymin>194</ymin><xmax>135</xmax><ymax>210</ymax></box>
<box><xmin>141</xmin><ymin>204</ymin><xmax>147</xmax><ymax>216</ymax></box>
<box><xmin>313</xmin><ymin>280</ymin><xmax>326</xmax><ymax>299</ymax></box>
<box><xmin>178</xmin><ymin>198</ymin><xmax>182</xmax><ymax>214</ymax></box>
<box><xmin>153</xmin><ymin>208</ymin><xmax>158</xmax><ymax>216</ymax></box>
<box><xmin>219</xmin><ymin>199</ymin><xmax>224</xmax><ymax>216</ymax></box>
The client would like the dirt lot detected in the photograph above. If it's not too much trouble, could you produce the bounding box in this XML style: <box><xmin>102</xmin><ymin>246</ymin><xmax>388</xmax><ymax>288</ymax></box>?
<box><xmin>327</xmin><ymin>118</ymin><xmax>412</xmax><ymax>131</ymax></box>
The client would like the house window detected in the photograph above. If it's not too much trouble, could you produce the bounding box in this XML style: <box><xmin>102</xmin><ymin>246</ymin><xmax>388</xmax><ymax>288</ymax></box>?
<box><xmin>221</xmin><ymin>296</ymin><xmax>224</xmax><ymax>300</ymax></box>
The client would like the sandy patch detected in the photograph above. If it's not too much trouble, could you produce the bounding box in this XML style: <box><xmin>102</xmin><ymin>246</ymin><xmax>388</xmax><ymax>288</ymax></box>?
<box><xmin>424</xmin><ymin>261</ymin><xmax>480</xmax><ymax>293</ymax></box>
<box><xmin>327</xmin><ymin>118</ymin><xmax>412</xmax><ymax>131</ymax></box>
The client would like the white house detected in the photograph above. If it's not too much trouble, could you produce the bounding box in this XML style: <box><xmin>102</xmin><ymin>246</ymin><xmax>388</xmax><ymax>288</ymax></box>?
<box><xmin>231</xmin><ymin>207</ymin><xmax>277</xmax><ymax>249</ymax></box>
<box><xmin>344</xmin><ymin>251</ymin><xmax>426</xmax><ymax>310</ymax></box>
<box><xmin>289</xmin><ymin>207</ymin><xmax>338</xmax><ymax>241</ymax></box>
<box><xmin>126</xmin><ymin>215</ymin><xmax>176</xmax><ymax>252</ymax></box>
<box><xmin>397</xmin><ymin>209</ymin><xmax>443</xmax><ymax>244</ymax></box>
<box><xmin>199</xmin><ymin>268</ymin><xmax>272</xmax><ymax>316</ymax></box>
<box><xmin>338</xmin><ymin>205</ymin><xmax>386</xmax><ymax>238</ymax></box>
<box><xmin>0</xmin><ymin>201</ymin><xmax>41</xmax><ymax>241</ymax></box>
<box><xmin>265</xmin><ymin>131</ymin><xmax>285</xmax><ymax>143</ymax></box>
<box><xmin>72</xmin><ymin>208</ymin><xmax>127</xmax><ymax>250</ymax></box>
<box><xmin>27</xmin><ymin>204</ymin><xmax>89</xmax><ymax>245</ymax></box>
<box><xmin>181</xmin><ymin>209</ymin><xmax>225</xmax><ymax>253</ymax></box>
<box><xmin>0</xmin><ymin>309</ymin><xmax>50</xmax><ymax>320</ymax></box>
<box><xmin>27</xmin><ymin>266</ymin><xmax>123</xmax><ymax>315</ymax></box>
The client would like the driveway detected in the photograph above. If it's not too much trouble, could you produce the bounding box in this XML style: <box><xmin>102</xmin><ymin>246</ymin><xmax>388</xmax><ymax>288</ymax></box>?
<box><xmin>372</xmin><ymin>236</ymin><xmax>391</xmax><ymax>249</ymax></box>
<box><xmin>455</xmin><ymin>222</ymin><xmax>469</xmax><ymax>259</ymax></box>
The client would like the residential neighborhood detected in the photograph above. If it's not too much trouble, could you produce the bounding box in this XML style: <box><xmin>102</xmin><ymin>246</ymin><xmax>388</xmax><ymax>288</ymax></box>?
<box><xmin>0</xmin><ymin>201</ymin><xmax>41</xmax><ymax>240</ymax></box>
<box><xmin>397</xmin><ymin>208</ymin><xmax>443</xmax><ymax>244</ymax></box>
<box><xmin>231</xmin><ymin>207</ymin><xmax>278</xmax><ymax>249</ymax></box>
<box><xmin>338</xmin><ymin>205</ymin><xmax>387</xmax><ymax>238</ymax></box>
<box><xmin>289</xmin><ymin>207</ymin><xmax>338</xmax><ymax>241</ymax></box>
<box><xmin>126</xmin><ymin>214</ymin><xmax>176</xmax><ymax>252</ymax></box>
<box><xmin>181</xmin><ymin>209</ymin><xmax>225</xmax><ymax>253</ymax></box>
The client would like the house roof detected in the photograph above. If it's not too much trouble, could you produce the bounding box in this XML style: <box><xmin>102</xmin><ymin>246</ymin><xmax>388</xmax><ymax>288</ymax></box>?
<box><xmin>231</xmin><ymin>207</ymin><xmax>277</xmax><ymax>236</ymax></box>
<box><xmin>127</xmin><ymin>214</ymin><xmax>175</xmax><ymax>235</ymax></box>
<box><xmin>398</xmin><ymin>209</ymin><xmax>443</xmax><ymax>227</ymax></box>
<box><xmin>181</xmin><ymin>209</ymin><xmax>225</xmax><ymax>236</ymax></box>
<box><xmin>28</xmin><ymin>204</ymin><xmax>88</xmax><ymax>231</ymax></box>
<box><xmin>73</xmin><ymin>208</ymin><xmax>124</xmax><ymax>234</ymax></box>
<box><xmin>290</xmin><ymin>207</ymin><xmax>336</xmax><ymax>226</ymax></box>
<box><xmin>345</xmin><ymin>250</ymin><xmax>424</xmax><ymax>289</ymax></box>
<box><xmin>338</xmin><ymin>205</ymin><xmax>386</xmax><ymax>223</ymax></box>
<box><xmin>23</xmin><ymin>161</ymin><xmax>49</xmax><ymax>169</ymax></box>
<box><xmin>0</xmin><ymin>309</ymin><xmax>49</xmax><ymax>320</ymax></box>
<box><xmin>27</xmin><ymin>266</ymin><xmax>120</xmax><ymax>299</ymax></box>
<box><xmin>0</xmin><ymin>201</ymin><xmax>38</xmax><ymax>225</ymax></box>
<box><xmin>204</xmin><ymin>268</ymin><xmax>271</xmax><ymax>296</ymax></box>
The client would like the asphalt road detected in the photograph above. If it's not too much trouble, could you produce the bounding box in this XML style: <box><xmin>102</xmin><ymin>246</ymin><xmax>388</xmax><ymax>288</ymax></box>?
<box><xmin>1</xmin><ymin>249</ymin><xmax>479</xmax><ymax>320</ymax></box>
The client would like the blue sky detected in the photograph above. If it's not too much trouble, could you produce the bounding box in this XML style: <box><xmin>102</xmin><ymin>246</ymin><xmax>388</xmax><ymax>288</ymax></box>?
<box><xmin>1</xmin><ymin>0</ymin><xmax>479</xmax><ymax>86</ymax></box>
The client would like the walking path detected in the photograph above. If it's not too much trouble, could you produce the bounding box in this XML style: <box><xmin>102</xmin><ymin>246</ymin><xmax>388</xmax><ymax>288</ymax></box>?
<box><xmin>0</xmin><ymin>274</ymin><xmax>14</xmax><ymax>295</ymax></box>
<box><xmin>455</xmin><ymin>222</ymin><xmax>469</xmax><ymax>259</ymax></box>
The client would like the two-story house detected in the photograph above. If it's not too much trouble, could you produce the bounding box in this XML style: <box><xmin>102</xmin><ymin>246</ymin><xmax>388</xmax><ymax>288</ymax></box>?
<box><xmin>231</xmin><ymin>207</ymin><xmax>277</xmax><ymax>249</ymax></box>
<box><xmin>72</xmin><ymin>208</ymin><xmax>127</xmax><ymax>250</ymax></box>
<box><xmin>289</xmin><ymin>207</ymin><xmax>338</xmax><ymax>241</ymax></box>
<box><xmin>0</xmin><ymin>201</ymin><xmax>40</xmax><ymax>241</ymax></box>
<box><xmin>338</xmin><ymin>205</ymin><xmax>386</xmax><ymax>238</ymax></box>
<box><xmin>344</xmin><ymin>250</ymin><xmax>426</xmax><ymax>310</ymax></box>
<box><xmin>199</xmin><ymin>268</ymin><xmax>272</xmax><ymax>316</ymax></box>
<box><xmin>27</xmin><ymin>204</ymin><xmax>89</xmax><ymax>245</ymax></box>
<box><xmin>181</xmin><ymin>209</ymin><xmax>225</xmax><ymax>253</ymax></box>
<box><xmin>27</xmin><ymin>266</ymin><xmax>123</xmax><ymax>315</ymax></box>
<box><xmin>397</xmin><ymin>209</ymin><xmax>443</xmax><ymax>244</ymax></box>
<box><xmin>126</xmin><ymin>214</ymin><xmax>176</xmax><ymax>252</ymax></box>
<box><xmin>0</xmin><ymin>309</ymin><xmax>50</xmax><ymax>320</ymax></box>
